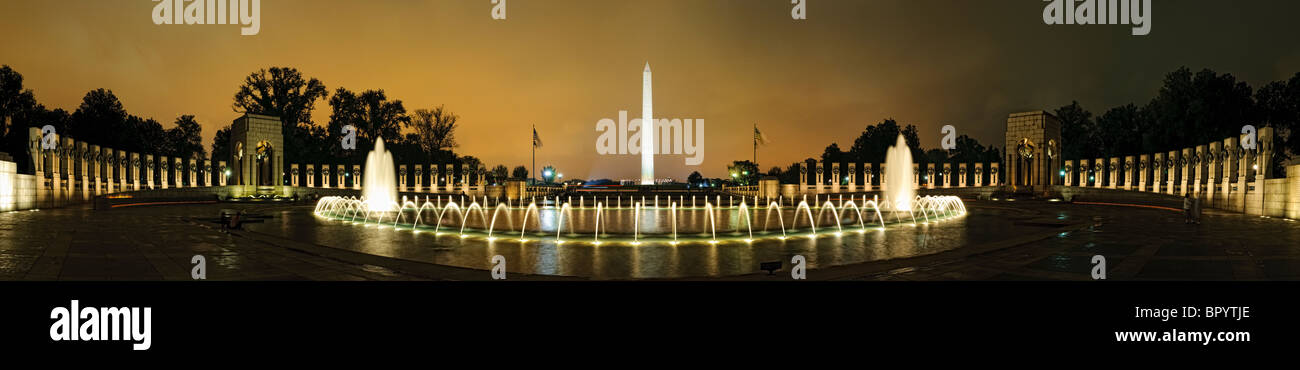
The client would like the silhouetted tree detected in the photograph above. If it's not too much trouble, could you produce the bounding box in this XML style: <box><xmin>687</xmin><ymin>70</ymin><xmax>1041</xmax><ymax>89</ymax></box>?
<box><xmin>328</xmin><ymin>88</ymin><xmax>409</xmax><ymax>161</ymax></box>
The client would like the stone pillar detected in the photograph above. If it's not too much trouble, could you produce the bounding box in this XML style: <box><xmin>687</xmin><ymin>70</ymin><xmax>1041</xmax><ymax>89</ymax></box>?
<box><xmin>957</xmin><ymin>164</ymin><xmax>966</xmax><ymax>187</ymax></box>
<box><xmin>174</xmin><ymin>157</ymin><xmax>184</xmax><ymax>188</ymax></box>
<box><xmin>942</xmin><ymin>163</ymin><xmax>952</xmax><ymax>188</ymax></box>
<box><xmin>1237</xmin><ymin>136</ymin><xmax>1249</xmax><ymax>213</ymax></box>
<box><xmin>847</xmin><ymin>163</ymin><xmax>857</xmax><ymax>192</ymax></box>
<box><xmin>862</xmin><ymin>164</ymin><xmax>872</xmax><ymax>192</ymax></box>
<box><xmin>414</xmin><ymin>165</ymin><xmax>424</xmax><ymax>192</ymax></box>
<box><xmin>990</xmin><ymin>162</ymin><xmax>1000</xmax><ymax>186</ymax></box>
<box><xmin>116</xmin><ymin>151</ymin><xmax>127</xmax><ymax>192</ymax></box>
<box><xmin>128</xmin><ymin>153</ymin><xmax>140</xmax><ymax>191</ymax></box>
<box><xmin>336</xmin><ymin>165</ymin><xmax>345</xmax><ymax>189</ymax></box>
<box><xmin>352</xmin><ymin>164</ymin><xmax>361</xmax><ymax>190</ymax></box>
<box><xmin>814</xmin><ymin>163</ymin><xmax>824</xmax><ymax>193</ymax></box>
<box><xmin>399</xmin><ymin>165</ymin><xmax>407</xmax><ymax>191</ymax></box>
<box><xmin>1178</xmin><ymin>148</ymin><xmax>1190</xmax><ymax>196</ymax></box>
<box><xmin>320</xmin><ymin>164</ymin><xmax>330</xmax><ymax>188</ymax></box>
<box><xmin>1206</xmin><ymin>142</ymin><xmax>1220</xmax><ymax>203</ymax></box>
<box><xmin>830</xmin><ymin>164</ymin><xmax>840</xmax><ymax>193</ymax></box>
<box><xmin>974</xmin><ymin>163</ymin><xmax>984</xmax><ymax>187</ymax></box>
<box><xmin>1136</xmin><ymin>155</ymin><xmax>1148</xmax><ymax>192</ymax></box>
<box><xmin>87</xmin><ymin>144</ymin><xmax>100</xmax><ymax>196</ymax></box>
<box><xmin>1193</xmin><ymin>146</ymin><xmax>1206</xmax><ymax>196</ymax></box>
<box><xmin>218</xmin><ymin>160</ymin><xmax>228</xmax><ymax>186</ymax></box>
<box><xmin>61</xmin><ymin>137</ymin><xmax>75</xmax><ymax>199</ymax></box>
<box><xmin>143</xmin><ymin>154</ymin><xmax>154</xmax><ymax>189</ymax></box>
<box><xmin>305</xmin><ymin>164</ymin><xmax>315</xmax><ymax>188</ymax></box>
<box><xmin>1165</xmin><ymin>151</ymin><xmax>1178</xmax><ymax>195</ymax></box>
<box><xmin>74</xmin><ymin>141</ymin><xmax>88</xmax><ymax>199</ymax></box>
<box><xmin>102</xmin><ymin>148</ymin><xmax>114</xmax><ymax>194</ymax></box>
<box><xmin>188</xmin><ymin>158</ymin><xmax>197</xmax><ymax>187</ymax></box>
<box><xmin>1062</xmin><ymin>160</ymin><xmax>1073</xmax><ymax>187</ymax></box>
<box><xmin>1259</xmin><ymin>126</ymin><xmax>1275</xmax><ymax>179</ymax></box>
<box><xmin>1151</xmin><ymin>154</ymin><xmax>1162</xmax><ymax>193</ymax></box>
<box><xmin>926</xmin><ymin>163</ymin><xmax>936</xmax><ymax>189</ymax></box>
<box><xmin>1105</xmin><ymin>157</ymin><xmax>1116</xmax><ymax>189</ymax></box>
<box><xmin>27</xmin><ymin>128</ymin><xmax>46</xmax><ymax>205</ymax></box>
<box><xmin>159</xmin><ymin>155</ymin><xmax>170</xmax><ymax>189</ymax></box>
<box><xmin>290</xmin><ymin>164</ymin><xmax>300</xmax><ymax>187</ymax></box>
<box><xmin>1223</xmin><ymin>138</ymin><xmax>1237</xmax><ymax>202</ymax></box>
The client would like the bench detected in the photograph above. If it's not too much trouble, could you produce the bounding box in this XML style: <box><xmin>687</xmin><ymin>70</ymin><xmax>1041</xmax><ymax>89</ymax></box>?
<box><xmin>759</xmin><ymin>261</ymin><xmax>782</xmax><ymax>275</ymax></box>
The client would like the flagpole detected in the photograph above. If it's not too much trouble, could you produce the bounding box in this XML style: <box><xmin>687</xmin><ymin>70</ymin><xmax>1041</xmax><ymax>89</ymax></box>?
<box><xmin>753</xmin><ymin>123</ymin><xmax>757</xmax><ymax>165</ymax></box>
<box><xmin>531</xmin><ymin>124</ymin><xmax>535</xmax><ymax>185</ymax></box>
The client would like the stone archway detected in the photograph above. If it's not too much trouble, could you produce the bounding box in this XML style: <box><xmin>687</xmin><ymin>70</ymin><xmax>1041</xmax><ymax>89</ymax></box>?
<box><xmin>228</xmin><ymin>114</ymin><xmax>284</xmax><ymax>193</ymax></box>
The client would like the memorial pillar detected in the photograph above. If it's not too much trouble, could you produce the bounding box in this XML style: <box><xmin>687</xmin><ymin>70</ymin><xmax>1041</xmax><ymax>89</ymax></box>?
<box><xmin>218</xmin><ymin>160</ymin><xmax>228</xmax><ymax>186</ymax></box>
<box><xmin>926</xmin><ymin>163</ymin><xmax>936</xmax><ymax>189</ymax></box>
<box><xmin>1193</xmin><ymin>146</ymin><xmax>1206</xmax><ymax>196</ymax></box>
<box><xmin>862</xmin><ymin>164</ymin><xmax>872</xmax><ymax>192</ymax></box>
<box><xmin>1206</xmin><ymin>142</ymin><xmax>1219</xmax><ymax>204</ymax></box>
<box><xmin>830</xmin><ymin>164</ymin><xmax>840</xmax><ymax>193</ymax></box>
<box><xmin>320</xmin><ymin>164</ymin><xmax>330</xmax><ymax>188</ymax></box>
<box><xmin>974</xmin><ymin>163</ymin><xmax>984</xmax><ymax>187</ymax></box>
<box><xmin>116</xmin><ymin>151</ymin><xmax>127</xmax><ymax>192</ymax></box>
<box><xmin>336</xmin><ymin>165</ymin><xmax>345</xmax><ymax>189</ymax></box>
<box><xmin>27</xmin><ymin>127</ymin><xmax>46</xmax><ymax>205</ymax></box>
<box><xmin>1150</xmin><ymin>154</ymin><xmax>1162</xmax><ymax>193</ymax></box>
<box><xmin>990</xmin><ymin>162</ymin><xmax>1000</xmax><ymax>187</ymax></box>
<box><xmin>291</xmin><ymin>164</ymin><xmax>300</xmax><ymax>187</ymax></box>
<box><xmin>352</xmin><ymin>164</ymin><xmax>361</xmax><ymax>190</ymax></box>
<box><xmin>399</xmin><ymin>165</ymin><xmax>407</xmax><ymax>191</ymax></box>
<box><xmin>159</xmin><ymin>155</ymin><xmax>170</xmax><ymax>189</ymax></box>
<box><xmin>414</xmin><ymin>164</ymin><xmax>424</xmax><ymax>192</ymax></box>
<box><xmin>942</xmin><ymin>163</ymin><xmax>952</xmax><ymax>188</ymax></box>
<box><xmin>814</xmin><ymin>163</ymin><xmax>824</xmax><ymax>193</ymax></box>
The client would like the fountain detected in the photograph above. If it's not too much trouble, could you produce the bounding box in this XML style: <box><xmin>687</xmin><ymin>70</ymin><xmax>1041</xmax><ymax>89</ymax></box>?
<box><xmin>884</xmin><ymin>134</ymin><xmax>914</xmax><ymax>211</ymax></box>
<box><xmin>362</xmin><ymin>137</ymin><xmax>398</xmax><ymax>212</ymax></box>
<box><xmin>312</xmin><ymin>134</ymin><xmax>966</xmax><ymax>246</ymax></box>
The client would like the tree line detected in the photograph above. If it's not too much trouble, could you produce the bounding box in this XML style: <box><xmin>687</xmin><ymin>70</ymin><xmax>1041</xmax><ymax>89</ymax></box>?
<box><xmin>1</xmin><ymin>66</ymin><xmax>205</xmax><ymax>174</ymax></box>
<box><xmin>0</xmin><ymin>65</ymin><xmax>535</xmax><ymax>184</ymax></box>
<box><xmin>1054</xmin><ymin>67</ymin><xmax>1300</xmax><ymax>175</ymax></box>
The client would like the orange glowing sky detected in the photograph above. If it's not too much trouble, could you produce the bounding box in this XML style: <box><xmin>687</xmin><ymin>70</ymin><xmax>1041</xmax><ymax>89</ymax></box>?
<box><xmin>3</xmin><ymin>0</ymin><xmax>1298</xmax><ymax>179</ymax></box>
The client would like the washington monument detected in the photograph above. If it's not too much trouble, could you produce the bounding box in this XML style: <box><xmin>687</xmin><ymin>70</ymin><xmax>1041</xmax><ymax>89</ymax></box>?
<box><xmin>641</xmin><ymin>62</ymin><xmax>654</xmax><ymax>185</ymax></box>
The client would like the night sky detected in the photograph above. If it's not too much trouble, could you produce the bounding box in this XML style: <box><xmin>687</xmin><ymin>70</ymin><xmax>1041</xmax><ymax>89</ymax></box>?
<box><xmin>2</xmin><ymin>0</ymin><xmax>1298</xmax><ymax>179</ymax></box>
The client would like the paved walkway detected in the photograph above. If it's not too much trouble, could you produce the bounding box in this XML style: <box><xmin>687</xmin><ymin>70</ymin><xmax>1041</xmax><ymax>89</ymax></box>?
<box><xmin>1</xmin><ymin>200</ymin><xmax>1298</xmax><ymax>281</ymax></box>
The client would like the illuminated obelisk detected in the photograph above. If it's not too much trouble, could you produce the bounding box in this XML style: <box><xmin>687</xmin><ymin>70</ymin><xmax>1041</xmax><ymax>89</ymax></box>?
<box><xmin>640</xmin><ymin>62</ymin><xmax>654</xmax><ymax>185</ymax></box>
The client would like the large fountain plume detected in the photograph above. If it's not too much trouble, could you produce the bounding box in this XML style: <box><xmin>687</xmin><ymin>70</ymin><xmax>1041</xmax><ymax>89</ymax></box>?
<box><xmin>884</xmin><ymin>134</ymin><xmax>914</xmax><ymax>211</ymax></box>
<box><xmin>363</xmin><ymin>137</ymin><xmax>398</xmax><ymax>212</ymax></box>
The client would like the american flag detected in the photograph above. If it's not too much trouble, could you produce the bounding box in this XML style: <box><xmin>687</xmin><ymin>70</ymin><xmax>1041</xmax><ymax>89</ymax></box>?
<box><xmin>754</xmin><ymin>126</ymin><xmax>769</xmax><ymax>146</ymax></box>
<box><xmin>533</xmin><ymin>127</ymin><xmax>543</xmax><ymax>148</ymax></box>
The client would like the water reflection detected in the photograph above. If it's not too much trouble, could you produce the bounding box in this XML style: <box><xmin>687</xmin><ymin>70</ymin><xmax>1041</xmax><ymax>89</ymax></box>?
<box><xmin>236</xmin><ymin>204</ymin><xmax>1051</xmax><ymax>279</ymax></box>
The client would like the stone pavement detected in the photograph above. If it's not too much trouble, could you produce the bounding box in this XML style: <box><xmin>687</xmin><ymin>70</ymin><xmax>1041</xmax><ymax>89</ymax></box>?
<box><xmin>1</xmin><ymin>200</ymin><xmax>1298</xmax><ymax>281</ymax></box>
<box><xmin>816</xmin><ymin>200</ymin><xmax>1300</xmax><ymax>281</ymax></box>
<box><xmin>0</xmin><ymin>204</ymin><xmax>426</xmax><ymax>281</ymax></box>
